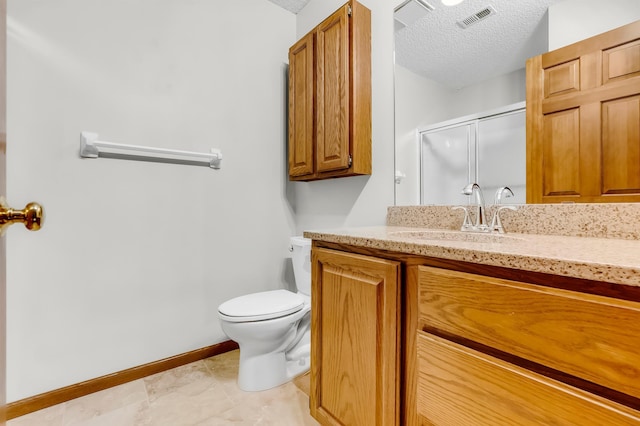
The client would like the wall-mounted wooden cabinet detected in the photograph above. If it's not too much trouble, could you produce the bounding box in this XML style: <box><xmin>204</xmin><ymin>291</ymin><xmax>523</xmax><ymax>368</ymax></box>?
<box><xmin>526</xmin><ymin>20</ymin><xmax>640</xmax><ymax>203</ymax></box>
<box><xmin>288</xmin><ymin>1</ymin><xmax>371</xmax><ymax>181</ymax></box>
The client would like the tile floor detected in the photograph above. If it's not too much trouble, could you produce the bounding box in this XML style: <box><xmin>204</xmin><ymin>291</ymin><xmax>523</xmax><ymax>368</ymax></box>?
<box><xmin>8</xmin><ymin>350</ymin><xmax>319</xmax><ymax>426</ymax></box>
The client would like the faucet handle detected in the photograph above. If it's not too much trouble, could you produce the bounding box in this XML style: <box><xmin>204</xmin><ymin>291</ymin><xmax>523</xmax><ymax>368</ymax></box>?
<box><xmin>490</xmin><ymin>205</ymin><xmax>517</xmax><ymax>234</ymax></box>
<box><xmin>452</xmin><ymin>206</ymin><xmax>472</xmax><ymax>231</ymax></box>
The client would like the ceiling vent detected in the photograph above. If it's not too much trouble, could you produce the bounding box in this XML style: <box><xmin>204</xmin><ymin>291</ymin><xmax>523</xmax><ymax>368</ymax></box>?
<box><xmin>394</xmin><ymin>0</ymin><xmax>435</xmax><ymax>29</ymax></box>
<box><xmin>457</xmin><ymin>5</ymin><xmax>496</xmax><ymax>29</ymax></box>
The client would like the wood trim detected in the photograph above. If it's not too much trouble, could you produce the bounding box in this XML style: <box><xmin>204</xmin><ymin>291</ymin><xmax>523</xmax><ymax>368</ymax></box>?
<box><xmin>525</xmin><ymin>55</ymin><xmax>544</xmax><ymax>203</ymax></box>
<box><xmin>540</xmin><ymin>75</ymin><xmax>640</xmax><ymax>114</ymax></box>
<box><xmin>348</xmin><ymin>0</ymin><xmax>372</xmax><ymax>176</ymax></box>
<box><xmin>7</xmin><ymin>340</ymin><xmax>238</xmax><ymax>420</ymax></box>
<box><xmin>401</xmin><ymin>265</ymin><xmax>419</xmax><ymax>426</ymax></box>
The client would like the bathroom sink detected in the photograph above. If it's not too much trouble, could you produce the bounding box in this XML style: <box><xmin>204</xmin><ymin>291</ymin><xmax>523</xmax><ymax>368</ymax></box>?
<box><xmin>388</xmin><ymin>230</ymin><xmax>523</xmax><ymax>244</ymax></box>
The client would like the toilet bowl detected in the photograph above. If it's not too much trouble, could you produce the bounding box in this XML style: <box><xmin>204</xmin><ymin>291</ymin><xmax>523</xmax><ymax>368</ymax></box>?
<box><xmin>218</xmin><ymin>236</ymin><xmax>311</xmax><ymax>391</ymax></box>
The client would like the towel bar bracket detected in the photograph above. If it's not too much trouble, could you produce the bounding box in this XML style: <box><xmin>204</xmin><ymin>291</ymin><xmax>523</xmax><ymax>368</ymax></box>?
<box><xmin>209</xmin><ymin>149</ymin><xmax>222</xmax><ymax>169</ymax></box>
<box><xmin>79</xmin><ymin>132</ymin><xmax>100</xmax><ymax>158</ymax></box>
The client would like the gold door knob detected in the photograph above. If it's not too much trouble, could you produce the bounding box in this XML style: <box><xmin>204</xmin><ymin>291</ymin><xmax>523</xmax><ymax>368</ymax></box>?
<box><xmin>0</xmin><ymin>197</ymin><xmax>44</xmax><ymax>234</ymax></box>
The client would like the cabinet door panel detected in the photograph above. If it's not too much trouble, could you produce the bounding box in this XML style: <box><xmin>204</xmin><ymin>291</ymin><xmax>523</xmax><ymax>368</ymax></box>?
<box><xmin>316</xmin><ymin>5</ymin><xmax>350</xmax><ymax>173</ymax></box>
<box><xmin>288</xmin><ymin>33</ymin><xmax>315</xmax><ymax>177</ymax></box>
<box><xmin>542</xmin><ymin>108</ymin><xmax>581</xmax><ymax>196</ymax></box>
<box><xmin>544</xmin><ymin>60</ymin><xmax>580</xmax><ymax>97</ymax></box>
<box><xmin>311</xmin><ymin>248</ymin><xmax>399</xmax><ymax>426</ymax></box>
<box><xmin>417</xmin><ymin>332</ymin><xmax>640</xmax><ymax>426</ymax></box>
<box><xmin>603</xmin><ymin>39</ymin><xmax>640</xmax><ymax>83</ymax></box>
<box><xmin>602</xmin><ymin>95</ymin><xmax>640</xmax><ymax>194</ymax></box>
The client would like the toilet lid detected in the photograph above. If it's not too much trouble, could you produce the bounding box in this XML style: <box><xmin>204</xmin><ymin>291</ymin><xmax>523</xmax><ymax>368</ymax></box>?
<box><xmin>218</xmin><ymin>289</ymin><xmax>304</xmax><ymax>322</ymax></box>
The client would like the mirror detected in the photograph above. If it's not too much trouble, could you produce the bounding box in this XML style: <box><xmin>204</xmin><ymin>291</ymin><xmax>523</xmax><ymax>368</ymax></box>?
<box><xmin>394</xmin><ymin>0</ymin><xmax>640</xmax><ymax>205</ymax></box>
<box><xmin>392</xmin><ymin>0</ymin><xmax>561</xmax><ymax>206</ymax></box>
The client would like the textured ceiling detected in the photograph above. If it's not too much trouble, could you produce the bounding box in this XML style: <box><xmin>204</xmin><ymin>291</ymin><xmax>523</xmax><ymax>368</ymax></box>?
<box><xmin>395</xmin><ymin>0</ymin><xmax>565</xmax><ymax>89</ymax></box>
<box><xmin>269</xmin><ymin>0</ymin><xmax>564</xmax><ymax>89</ymax></box>
<box><xmin>267</xmin><ymin>0</ymin><xmax>310</xmax><ymax>14</ymax></box>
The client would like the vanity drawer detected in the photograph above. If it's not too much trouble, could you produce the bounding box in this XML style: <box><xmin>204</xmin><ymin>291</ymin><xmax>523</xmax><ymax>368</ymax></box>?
<box><xmin>417</xmin><ymin>331</ymin><xmax>640</xmax><ymax>425</ymax></box>
<box><xmin>418</xmin><ymin>266</ymin><xmax>640</xmax><ymax>401</ymax></box>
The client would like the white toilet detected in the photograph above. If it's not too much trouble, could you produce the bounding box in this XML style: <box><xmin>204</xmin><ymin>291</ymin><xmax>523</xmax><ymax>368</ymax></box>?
<box><xmin>218</xmin><ymin>236</ymin><xmax>312</xmax><ymax>391</ymax></box>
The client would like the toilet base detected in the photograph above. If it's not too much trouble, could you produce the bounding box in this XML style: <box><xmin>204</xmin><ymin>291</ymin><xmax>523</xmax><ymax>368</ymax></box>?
<box><xmin>238</xmin><ymin>345</ymin><xmax>310</xmax><ymax>392</ymax></box>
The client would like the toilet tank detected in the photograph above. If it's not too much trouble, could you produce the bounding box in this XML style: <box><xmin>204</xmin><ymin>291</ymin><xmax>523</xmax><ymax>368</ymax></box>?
<box><xmin>290</xmin><ymin>236</ymin><xmax>311</xmax><ymax>296</ymax></box>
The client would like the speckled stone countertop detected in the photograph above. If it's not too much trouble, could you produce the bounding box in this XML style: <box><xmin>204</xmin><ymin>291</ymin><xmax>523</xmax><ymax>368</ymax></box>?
<box><xmin>303</xmin><ymin>204</ymin><xmax>640</xmax><ymax>287</ymax></box>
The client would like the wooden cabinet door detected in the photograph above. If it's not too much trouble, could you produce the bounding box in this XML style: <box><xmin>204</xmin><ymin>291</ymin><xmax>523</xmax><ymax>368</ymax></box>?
<box><xmin>311</xmin><ymin>248</ymin><xmax>400</xmax><ymax>426</ymax></box>
<box><xmin>417</xmin><ymin>332</ymin><xmax>640</xmax><ymax>425</ymax></box>
<box><xmin>288</xmin><ymin>32</ymin><xmax>315</xmax><ymax>178</ymax></box>
<box><xmin>527</xmin><ymin>20</ymin><xmax>640</xmax><ymax>203</ymax></box>
<box><xmin>418</xmin><ymin>266</ymin><xmax>640</xmax><ymax>401</ymax></box>
<box><xmin>316</xmin><ymin>4</ymin><xmax>350</xmax><ymax>173</ymax></box>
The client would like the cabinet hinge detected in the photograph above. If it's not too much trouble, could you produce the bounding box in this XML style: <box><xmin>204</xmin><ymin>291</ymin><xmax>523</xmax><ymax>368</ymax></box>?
<box><xmin>348</xmin><ymin>154</ymin><xmax>353</xmax><ymax>167</ymax></box>
<box><xmin>348</xmin><ymin>5</ymin><xmax>352</xmax><ymax>16</ymax></box>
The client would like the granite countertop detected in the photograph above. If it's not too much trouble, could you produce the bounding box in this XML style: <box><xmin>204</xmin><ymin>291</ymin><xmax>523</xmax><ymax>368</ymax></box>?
<box><xmin>303</xmin><ymin>225</ymin><xmax>640</xmax><ymax>287</ymax></box>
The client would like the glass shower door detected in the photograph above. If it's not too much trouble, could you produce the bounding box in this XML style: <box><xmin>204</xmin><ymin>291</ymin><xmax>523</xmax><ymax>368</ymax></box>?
<box><xmin>477</xmin><ymin>110</ymin><xmax>526</xmax><ymax>204</ymax></box>
<box><xmin>420</xmin><ymin>122</ymin><xmax>476</xmax><ymax>205</ymax></box>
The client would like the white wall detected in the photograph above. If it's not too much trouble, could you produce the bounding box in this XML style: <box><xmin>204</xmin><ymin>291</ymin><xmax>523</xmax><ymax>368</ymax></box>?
<box><xmin>447</xmin><ymin>69</ymin><xmax>526</xmax><ymax>119</ymax></box>
<box><xmin>549</xmin><ymin>0</ymin><xmax>640</xmax><ymax>50</ymax></box>
<box><xmin>6</xmin><ymin>0</ymin><xmax>296</xmax><ymax>401</ymax></box>
<box><xmin>292</xmin><ymin>0</ymin><xmax>396</xmax><ymax>232</ymax></box>
<box><xmin>394</xmin><ymin>65</ymin><xmax>453</xmax><ymax>206</ymax></box>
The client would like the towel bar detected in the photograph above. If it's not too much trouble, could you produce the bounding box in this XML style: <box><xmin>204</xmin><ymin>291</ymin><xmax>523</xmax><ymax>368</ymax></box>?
<box><xmin>79</xmin><ymin>132</ymin><xmax>222</xmax><ymax>169</ymax></box>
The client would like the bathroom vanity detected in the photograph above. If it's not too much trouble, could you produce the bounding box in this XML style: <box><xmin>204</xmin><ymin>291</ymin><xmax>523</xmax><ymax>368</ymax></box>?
<box><xmin>306</xmin><ymin>204</ymin><xmax>640</xmax><ymax>425</ymax></box>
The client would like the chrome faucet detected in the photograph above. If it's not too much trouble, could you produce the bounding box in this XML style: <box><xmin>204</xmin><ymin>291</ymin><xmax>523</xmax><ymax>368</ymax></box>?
<box><xmin>462</xmin><ymin>183</ymin><xmax>489</xmax><ymax>232</ymax></box>
<box><xmin>494</xmin><ymin>186</ymin><xmax>514</xmax><ymax>204</ymax></box>
<box><xmin>452</xmin><ymin>206</ymin><xmax>472</xmax><ymax>231</ymax></box>
<box><xmin>491</xmin><ymin>186</ymin><xmax>517</xmax><ymax>233</ymax></box>
<box><xmin>490</xmin><ymin>205</ymin><xmax>517</xmax><ymax>233</ymax></box>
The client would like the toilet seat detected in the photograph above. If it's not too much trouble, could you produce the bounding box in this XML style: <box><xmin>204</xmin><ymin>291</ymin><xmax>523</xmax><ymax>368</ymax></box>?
<box><xmin>218</xmin><ymin>289</ymin><xmax>304</xmax><ymax>322</ymax></box>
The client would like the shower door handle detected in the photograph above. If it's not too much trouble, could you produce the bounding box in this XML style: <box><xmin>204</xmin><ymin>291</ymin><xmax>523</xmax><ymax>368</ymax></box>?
<box><xmin>0</xmin><ymin>197</ymin><xmax>44</xmax><ymax>235</ymax></box>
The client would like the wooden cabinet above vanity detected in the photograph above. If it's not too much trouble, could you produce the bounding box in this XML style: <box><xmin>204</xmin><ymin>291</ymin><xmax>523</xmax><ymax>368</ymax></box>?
<box><xmin>288</xmin><ymin>1</ymin><xmax>371</xmax><ymax>181</ymax></box>
<box><xmin>526</xmin><ymin>20</ymin><xmax>640</xmax><ymax>203</ymax></box>
<box><xmin>306</xmin><ymin>218</ymin><xmax>640</xmax><ymax>425</ymax></box>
